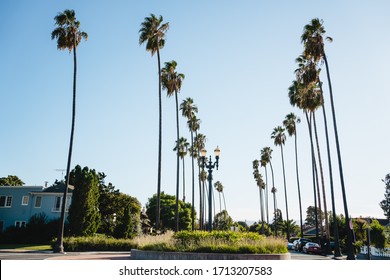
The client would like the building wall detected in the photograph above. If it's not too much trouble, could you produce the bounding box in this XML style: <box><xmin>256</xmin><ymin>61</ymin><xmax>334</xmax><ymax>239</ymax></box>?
<box><xmin>0</xmin><ymin>186</ymin><xmax>71</xmax><ymax>231</ymax></box>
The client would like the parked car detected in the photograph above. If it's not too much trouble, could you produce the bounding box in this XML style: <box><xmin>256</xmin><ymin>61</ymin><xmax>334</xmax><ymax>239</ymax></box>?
<box><xmin>303</xmin><ymin>242</ymin><xmax>322</xmax><ymax>254</ymax></box>
<box><xmin>291</xmin><ymin>240</ymin><xmax>299</xmax><ymax>251</ymax></box>
<box><xmin>287</xmin><ymin>242</ymin><xmax>293</xmax><ymax>250</ymax></box>
<box><xmin>295</xmin><ymin>238</ymin><xmax>312</xmax><ymax>252</ymax></box>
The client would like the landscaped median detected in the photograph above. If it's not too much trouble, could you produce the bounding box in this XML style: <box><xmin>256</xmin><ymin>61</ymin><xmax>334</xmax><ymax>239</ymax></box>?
<box><xmin>131</xmin><ymin>231</ymin><xmax>290</xmax><ymax>260</ymax></box>
<box><xmin>57</xmin><ymin>230</ymin><xmax>289</xmax><ymax>259</ymax></box>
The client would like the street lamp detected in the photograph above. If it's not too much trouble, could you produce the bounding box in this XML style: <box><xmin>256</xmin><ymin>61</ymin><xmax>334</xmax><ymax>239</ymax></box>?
<box><xmin>201</xmin><ymin>146</ymin><xmax>220</xmax><ymax>232</ymax></box>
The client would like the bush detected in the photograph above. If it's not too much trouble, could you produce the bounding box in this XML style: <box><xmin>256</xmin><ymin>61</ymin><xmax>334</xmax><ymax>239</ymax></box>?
<box><xmin>145</xmin><ymin>230</ymin><xmax>287</xmax><ymax>254</ymax></box>
<box><xmin>59</xmin><ymin>235</ymin><xmax>138</xmax><ymax>252</ymax></box>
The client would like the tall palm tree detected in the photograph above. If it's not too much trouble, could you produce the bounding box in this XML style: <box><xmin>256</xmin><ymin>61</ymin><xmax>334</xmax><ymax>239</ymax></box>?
<box><xmin>283</xmin><ymin>113</ymin><xmax>304</xmax><ymax>238</ymax></box>
<box><xmin>271</xmin><ymin>126</ymin><xmax>290</xmax><ymax>241</ymax></box>
<box><xmin>161</xmin><ymin>60</ymin><xmax>185</xmax><ymax>232</ymax></box>
<box><xmin>260</xmin><ymin>158</ymin><xmax>269</xmax><ymax>224</ymax></box>
<box><xmin>139</xmin><ymin>14</ymin><xmax>169</xmax><ymax>231</ymax></box>
<box><xmin>261</xmin><ymin>147</ymin><xmax>276</xmax><ymax>235</ymax></box>
<box><xmin>173</xmin><ymin>137</ymin><xmax>189</xmax><ymax>202</ymax></box>
<box><xmin>180</xmin><ymin>97</ymin><xmax>199</xmax><ymax>230</ymax></box>
<box><xmin>194</xmin><ymin>132</ymin><xmax>206</xmax><ymax>229</ymax></box>
<box><xmin>51</xmin><ymin>9</ymin><xmax>88</xmax><ymax>253</ymax></box>
<box><xmin>289</xmin><ymin>59</ymin><xmax>323</xmax><ymax>243</ymax></box>
<box><xmin>214</xmin><ymin>181</ymin><xmax>224</xmax><ymax>213</ymax></box>
<box><xmin>301</xmin><ymin>18</ymin><xmax>348</xmax><ymax>257</ymax></box>
<box><xmin>253</xmin><ymin>160</ymin><xmax>265</xmax><ymax>232</ymax></box>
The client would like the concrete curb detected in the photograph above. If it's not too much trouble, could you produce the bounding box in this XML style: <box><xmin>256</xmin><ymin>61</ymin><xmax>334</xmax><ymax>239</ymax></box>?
<box><xmin>131</xmin><ymin>249</ymin><xmax>291</xmax><ymax>260</ymax></box>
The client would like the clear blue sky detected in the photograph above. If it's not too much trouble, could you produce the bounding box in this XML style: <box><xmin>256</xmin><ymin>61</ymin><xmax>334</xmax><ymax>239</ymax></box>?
<box><xmin>1</xmin><ymin>0</ymin><xmax>389</xmax><ymax>223</ymax></box>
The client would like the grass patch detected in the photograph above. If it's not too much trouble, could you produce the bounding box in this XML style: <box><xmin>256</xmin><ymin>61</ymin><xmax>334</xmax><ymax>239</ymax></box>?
<box><xmin>0</xmin><ymin>244</ymin><xmax>51</xmax><ymax>251</ymax></box>
<box><xmin>137</xmin><ymin>231</ymin><xmax>287</xmax><ymax>254</ymax></box>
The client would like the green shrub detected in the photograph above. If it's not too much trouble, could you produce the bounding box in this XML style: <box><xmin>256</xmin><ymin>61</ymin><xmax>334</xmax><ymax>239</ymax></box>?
<box><xmin>59</xmin><ymin>235</ymin><xmax>137</xmax><ymax>252</ymax></box>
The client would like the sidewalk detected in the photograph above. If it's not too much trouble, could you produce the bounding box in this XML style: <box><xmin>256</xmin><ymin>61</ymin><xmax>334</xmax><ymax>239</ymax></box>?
<box><xmin>47</xmin><ymin>251</ymin><xmax>131</xmax><ymax>260</ymax></box>
<box><xmin>0</xmin><ymin>249</ymin><xmax>131</xmax><ymax>260</ymax></box>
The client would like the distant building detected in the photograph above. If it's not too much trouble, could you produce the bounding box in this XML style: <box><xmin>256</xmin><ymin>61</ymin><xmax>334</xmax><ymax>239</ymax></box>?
<box><xmin>0</xmin><ymin>184</ymin><xmax>72</xmax><ymax>232</ymax></box>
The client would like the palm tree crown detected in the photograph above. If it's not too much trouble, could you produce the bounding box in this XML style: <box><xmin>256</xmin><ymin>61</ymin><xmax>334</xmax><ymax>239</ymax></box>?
<box><xmin>271</xmin><ymin>126</ymin><xmax>286</xmax><ymax>147</ymax></box>
<box><xmin>51</xmin><ymin>9</ymin><xmax>88</xmax><ymax>51</ymax></box>
<box><xmin>283</xmin><ymin>113</ymin><xmax>301</xmax><ymax>137</ymax></box>
<box><xmin>139</xmin><ymin>14</ymin><xmax>169</xmax><ymax>55</ymax></box>
<box><xmin>161</xmin><ymin>60</ymin><xmax>185</xmax><ymax>96</ymax></box>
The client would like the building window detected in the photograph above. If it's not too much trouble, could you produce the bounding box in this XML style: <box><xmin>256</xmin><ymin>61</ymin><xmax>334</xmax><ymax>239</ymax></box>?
<box><xmin>22</xmin><ymin>196</ymin><xmax>29</xmax><ymax>206</ymax></box>
<box><xmin>53</xmin><ymin>196</ymin><xmax>61</xmax><ymax>212</ymax></box>
<box><xmin>15</xmin><ymin>221</ymin><xmax>26</xmax><ymax>228</ymax></box>
<box><xmin>34</xmin><ymin>196</ymin><xmax>42</xmax><ymax>208</ymax></box>
<box><xmin>0</xmin><ymin>196</ymin><xmax>12</xmax><ymax>208</ymax></box>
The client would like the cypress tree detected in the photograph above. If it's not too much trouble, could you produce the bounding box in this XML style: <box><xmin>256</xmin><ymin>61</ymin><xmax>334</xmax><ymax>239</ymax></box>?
<box><xmin>68</xmin><ymin>165</ymin><xmax>101</xmax><ymax>236</ymax></box>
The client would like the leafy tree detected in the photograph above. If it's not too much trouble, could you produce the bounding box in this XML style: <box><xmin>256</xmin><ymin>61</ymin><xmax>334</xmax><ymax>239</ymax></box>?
<box><xmin>304</xmin><ymin>206</ymin><xmax>325</xmax><ymax>227</ymax></box>
<box><xmin>68</xmin><ymin>165</ymin><xmax>101</xmax><ymax>236</ymax></box>
<box><xmin>140</xmin><ymin>208</ymin><xmax>152</xmax><ymax>234</ymax></box>
<box><xmin>51</xmin><ymin>9</ymin><xmax>88</xmax><ymax>253</ymax></box>
<box><xmin>380</xmin><ymin>174</ymin><xmax>390</xmax><ymax>221</ymax></box>
<box><xmin>213</xmin><ymin>210</ymin><xmax>233</xmax><ymax>231</ymax></box>
<box><xmin>97</xmin><ymin>173</ymin><xmax>141</xmax><ymax>237</ymax></box>
<box><xmin>0</xmin><ymin>175</ymin><xmax>25</xmax><ymax>186</ymax></box>
<box><xmin>113</xmin><ymin>203</ymin><xmax>133</xmax><ymax>239</ymax></box>
<box><xmin>146</xmin><ymin>192</ymin><xmax>193</xmax><ymax>231</ymax></box>
<box><xmin>370</xmin><ymin>219</ymin><xmax>386</xmax><ymax>249</ymax></box>
<box><xmin>139</xmin><ymin>14</ymin><xmax>169</xmax><ymax>231</ymax></box>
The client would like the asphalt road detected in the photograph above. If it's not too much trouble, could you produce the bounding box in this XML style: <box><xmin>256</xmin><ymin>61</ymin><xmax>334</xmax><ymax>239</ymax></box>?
<box><xmin>1</xmin><ymin>249</ymin><xmax>383</xmax><ymax>260</ymax></box>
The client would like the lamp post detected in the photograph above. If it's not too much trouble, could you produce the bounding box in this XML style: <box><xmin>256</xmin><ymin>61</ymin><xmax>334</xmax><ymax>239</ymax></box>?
<box><xmin>201</xmin><ymin>146</ymin><xmax>220</xmax><ymax>232</ymax></box>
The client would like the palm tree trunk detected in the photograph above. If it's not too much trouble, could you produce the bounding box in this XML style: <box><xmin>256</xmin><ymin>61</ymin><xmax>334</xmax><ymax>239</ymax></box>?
<box><xmin>269</xmin><ymin>160</ymin><xmax>277</xmax><ymax>236</ymax></box>
<box><xmin>190</xmin><ymin>130</ymin><xmax>195</xmax><ymax>231</ymax></box>
<box><xmin>182</xmin><ymin>157</ymin><xmax>186</xmax><ymax>202</ymax></box>
<box><xmin>319</xmin><ymin>80</ymin><xmax>341</xmax><ymax>257</ymax></box>
<box><xmin>294</xmin><ymin>131</ymin><xmax>304</xmax><ymax>238</ymax></box>
<box><xmin>218</xmin><ymin>192</ymin><xmax>222</xmax><ymax>214</ymax></box>
<box><xmin>324</xmin><ymin>54</ymin><xmax>355</xmax><ymax>260</ymax></box>
<box><xmin>313</xmin><ymin>112</ymin><xmax>330</xmax><ymax>243</ymax></box>
<box><xmin>280</xmin><ymin>145</ymin><xmax>290</xmax><ymax>241</ymax></box>
<box><xmin>195</xmin><ymin>132</ymin><xmax>203</xmax><ymax>230</ymax></box>
<box><xmin>55</xmin><ymin>44</ymin><xmax>77</xmax><ymax>253</ymax></box>
<box><xmin>305</xmin><ymin>111</ymin><xmax>320</xmax><ymax>243</ymax></box>
<box><xmin>174</xmin><ymin>90</ymin><xmax>180</xmax><ymax>232</ymax></box>
<box><xmin>259</xmin><ymin>186</ymin><xmax>264</xmax><ymax>232</ymax></box>
<box><xmin>264</xmin><ymin>166</ymin><xmax>269</xmax><ymax>224</ymax></box>
<box><xmin>156</xmin><ymin>47</ymin><xmax>162</xmax><ymax>231</ymax></box>
<box><xmin>222</xmin><ymin>191</ymin><xmax>227</xmax><ymax>213</ymax></box>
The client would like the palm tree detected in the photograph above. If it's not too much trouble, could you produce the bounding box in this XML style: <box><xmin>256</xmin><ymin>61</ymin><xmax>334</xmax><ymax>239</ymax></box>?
<box><xmin>194</xmin><ymin>132</ymin><xmax>206</xmax><ymax>229</ymax></box>
<box><xmin>51</xmin><ymin>9</ymin><xmax>88</xmax><ymax>253</ymax></box>
<box><xmin>139</xmin><ymin>14</ymin><xmax>169</xmax><ymax>231</ymax></box>
<box><xmin>301</xmin><ymin>18</ymin><xmax>347</xmax><ymax>257</ymax></box>
<box><xmin>261</xmin><ymin>147</ymin><xmax>276</xmax><ymax>235</ymax></box>
<box><xmin>290</xmin><ymin>59</ymin><xmax>324</xmax><ymax>243</ymax></box>
<box><xmin>271</xmin><ymin>186</ymin><xmax>278</xmax><ymax>237</ymax></box>
<box><xmin>253</xmin><ymin>160</ymin><xmax>265</xmax><ymax>232</ymax></box>
<box><xmin>283</xmin><ymin>113</ymin><xmax>304</xmax><ymax>238</ymax></box>
<box><xmin>180</xmin><ymin>97</ymin><xmax>199</xmax><ymax>230</ymax></box>
<box><xmin>214</xmin><ymin>181</ymin><xmax>226</xmax><ymax>212</ymax></box>
<box><xmin>271</xmin><ymin>126</ymin><xmax>290</xmax><ymax>241</ymax></box>
<box><xmin>173</xmin><ymin>137</ymin><xmax>189</xmax><ymax>202</ymax></box>
<box><xmin>161</xmin><ymin>60</ymin><xmax>185</xmax><ymax>232</ymax></box>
